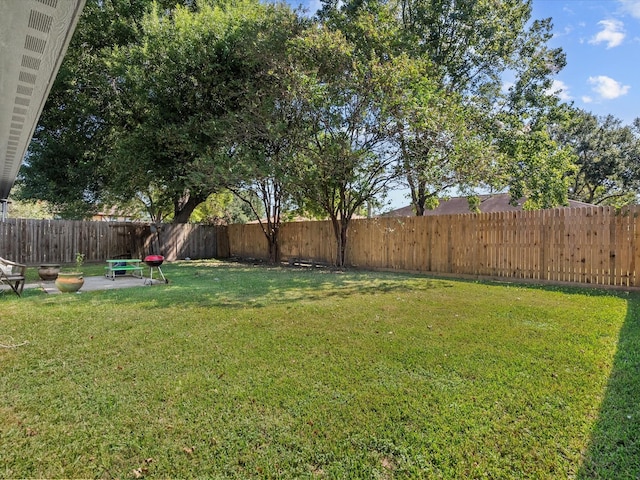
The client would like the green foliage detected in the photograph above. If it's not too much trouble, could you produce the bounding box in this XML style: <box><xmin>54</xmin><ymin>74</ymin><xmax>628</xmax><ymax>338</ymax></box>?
<box><xmin>320</xmin><ymin>0</ymin><xmax>569</xmax><ymax>210</ymax></box>
<box><xmin>6</xmin><ymin>186</ymin><xmax>53</xmax><ymax>219</ymax></box>
<box><xmin>19</xmin><ymin>0</ymin><xmax>197</xmax><ymax>219</ymax></box>
<box><xmin>189</xmin><ymin>190</ymin><xmax>263</xmax><ymax>225</ymax></box>
<box><xmin>554</xmin><ymin>108</ymin><xmax>640</xmax><ymax>206</ymax></box>
<box><xmin>394</xmin><ymin>76</ymin><xmax>501</xmax><ymax>215</ymax></box>
<box><xmin>75</xmin><ymin>252</ymin><xmax>85</xmax><ymax>271</ymax></box>
<box><xmin>497</xmin><ymin>116</ymin><xmax>575</xmax><ymax>209</ymax></box>
<box><xmin>290</xmin><ymin>26</ymin><xmax>424</xmax><ymax>264</ymax></box>
<box><xmin>1</xmin><ymin>262</ymin><xmax>637</xmax><ymax>478</ymax></box>
<box><xmin>20</xmin><ymin>0</ymin><xmax>612</xmax><ymax>226</ymax></box>
<box><xmin>106</xmin><ymin>1</ymin><xmax>268</xmax><ymax>222</ymax></box>
<box><xmin>220</xmin><ymin>4</ymin><xmax>310</xmax><ymax>261</ymax></box>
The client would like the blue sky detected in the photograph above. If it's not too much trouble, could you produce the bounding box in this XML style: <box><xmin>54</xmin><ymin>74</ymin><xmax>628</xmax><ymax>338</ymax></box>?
<box><xmin>533</xmin><ymin>0</ymin><xmax>639</xmax><ymax>125</ymax></box>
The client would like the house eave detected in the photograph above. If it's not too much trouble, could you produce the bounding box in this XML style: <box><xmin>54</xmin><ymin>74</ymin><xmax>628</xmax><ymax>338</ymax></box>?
<box><xmin>0</xmin><ymin>0</ymin><xmax>86</xmax><ymax>204</ymax></box>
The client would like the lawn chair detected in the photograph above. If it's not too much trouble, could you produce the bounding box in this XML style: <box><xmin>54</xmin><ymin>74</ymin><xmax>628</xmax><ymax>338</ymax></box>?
<box><xmin>0</xmin><ymin>257</ymin><xmax>26</xmax><ymax>297</ymax></box>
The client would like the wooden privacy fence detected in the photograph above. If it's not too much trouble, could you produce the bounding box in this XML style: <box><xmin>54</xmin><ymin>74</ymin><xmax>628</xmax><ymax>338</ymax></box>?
<box><xmin>227</xmin><ymin>206</ymin><xmax>640</xmax><ymax>288</ymax></box>
<box><xmin>6</xmin><ymin>208</ymin><xmax>640</xmax><ymax>288</ymax></box>
<box><xmin>0</xmin><ymin>219</ymin><xmax>225</xmax><ymax>265</ymax></box>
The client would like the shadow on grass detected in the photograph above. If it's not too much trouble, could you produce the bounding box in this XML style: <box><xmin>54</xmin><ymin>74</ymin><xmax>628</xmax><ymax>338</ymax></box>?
<box><xmin>578</xmin><ymin>295</ymin><xmax>640</xmax><ymax>478</ymax></box>
<box><xmin>78</xmin><ymin>261</ymin><xmax>450</xmax><ymax>309</ymax></box>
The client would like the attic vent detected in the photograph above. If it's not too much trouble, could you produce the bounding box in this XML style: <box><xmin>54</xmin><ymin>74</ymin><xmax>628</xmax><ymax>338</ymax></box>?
<box><xmin>28</xmin><ymin>10</ymin><xmax>53</xmax><ymax>34</ymax></box>
<box><xmin>10</xmin><ymin>123</ymin><xmax>23</xmax><ymax>130</ymax></box>
<box><xmin>36</xmin><ymin>0</ymin><xmax>58</xmax><ymax>7</ymax></box>
<box><xmin>16</xmin><ymin>85</ymin><xmax>34</xmax><ymax>96</ymax></box>
<box><xmin>8</xmin><ymin>135</ymin><xmax>20</xmax><ymax>142</ymax></box>
<box><xmin>8</xmin><ymin>141</ymin><xmax>19</xmax><ymax>147</ymax></box>
<box><xmin>24</xmin><ymin>35</ymin><xmax>47</xmax><ymax>54</ymax></box>
<box><xmin>13</xmin><ymin>107</ymin><xmax>28</xmax><ymax>116</ymax></box>
<box><xmin>19</xmin><ymin>71</ymin><xmax>37</xmax><ymax>85</ymax></box>
<box><xmin>22</xmin><ymin>55</ymin><xmax>41</xmax><ymax>70</ymax></box>
<box><xmin>11</xmin><ymin>115</ymin><xmax>26</xmax><ymax>123</ymax></box>
<box><xmin>15</xmin><ymin>97</ymin><xmax>30</xmax><ymax>107</ymax></box>
<box><xmin>10</xmin><ymin>129</ymin><xmax>22</xmax><ymax>136</ymax></box>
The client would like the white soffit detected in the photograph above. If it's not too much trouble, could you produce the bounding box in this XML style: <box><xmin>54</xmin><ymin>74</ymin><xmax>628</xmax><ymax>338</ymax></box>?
<box><xmin>0</xmin><ymin>0</ymin><xmax>86</xmax><ymax>200</ymax></box>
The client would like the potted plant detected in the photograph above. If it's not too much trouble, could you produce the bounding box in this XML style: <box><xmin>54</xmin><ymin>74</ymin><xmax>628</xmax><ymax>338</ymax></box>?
<box><xmin>38</xmin><ymin>263</ymin><xmax>60</xmax><ymax>281</ymax></box>
<box><xmin>55</xmin><ymin>252</ymin><xmax>85</xmax><ymax>293</ymax></box>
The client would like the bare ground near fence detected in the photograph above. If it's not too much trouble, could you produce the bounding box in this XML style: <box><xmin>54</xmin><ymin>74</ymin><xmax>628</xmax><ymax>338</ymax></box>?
<box><xmin>228</xmin><ymin>206</ymin><xmax>640</xmax><ymax>289</ymax></box>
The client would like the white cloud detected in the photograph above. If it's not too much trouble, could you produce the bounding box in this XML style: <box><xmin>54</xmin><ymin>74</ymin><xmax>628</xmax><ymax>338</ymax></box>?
<box><xmin>546</xmin><ymin>79</ymin><xmax>572</xmax><ymax>101</ymax></box>
<box><xmin>589</xmin><ymin>19</ymin><xmax>626</xmax><ymax>48</ymax></box>
<box><xmin>588</xmin><ymin>75</ymin><xmax>631</xmax><ymax>99</ymax></box>
<box><xmin>553</xmin><ymin>25</ymin><xmax>573</xmax><ymax>40</ymax></box>
<box><xmin>582</xmin><ymin>96</ymin><xmax>593</xmax><ymax>104</ymax></box>
<box><xmin>618</xmin><ymin>0</ymin><xmax>640</xmax><ymax>19</ymax></box>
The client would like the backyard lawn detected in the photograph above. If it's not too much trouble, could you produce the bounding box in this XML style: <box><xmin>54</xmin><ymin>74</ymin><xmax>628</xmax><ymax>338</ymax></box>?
<box><xmin>1</xmin><ymin>260</ymin><xmax>639</xmax><ymax>478</ymax></box>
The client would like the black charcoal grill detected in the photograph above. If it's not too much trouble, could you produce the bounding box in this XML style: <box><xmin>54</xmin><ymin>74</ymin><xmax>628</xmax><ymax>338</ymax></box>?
<box><xmin>144</xmin><ymin>254</ymin><xmax>167</xmax><ymax>284</ymax></box>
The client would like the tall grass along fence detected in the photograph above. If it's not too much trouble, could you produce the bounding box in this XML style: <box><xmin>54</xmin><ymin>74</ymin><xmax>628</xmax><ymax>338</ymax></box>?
<box><xmin>0</xmin><ymin>219</ymin><xmax>225</xmax><ymax>265</ymax></box>
<box><xmin>228</xmin><ymin>206</ymin><xmax>640</xmax><ymax>289</ymax></box>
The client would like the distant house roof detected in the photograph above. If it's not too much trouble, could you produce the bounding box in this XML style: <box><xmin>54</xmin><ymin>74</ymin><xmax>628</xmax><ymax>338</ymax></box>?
<box><xmin>381</xmin><ymin>194</ymin><xmax>594</xmax><ymax>217</ymax></box>
<box><xmin>91</xmin><ymin>206</ymin><xmax>140</xmax><ymax>222</ymax></box>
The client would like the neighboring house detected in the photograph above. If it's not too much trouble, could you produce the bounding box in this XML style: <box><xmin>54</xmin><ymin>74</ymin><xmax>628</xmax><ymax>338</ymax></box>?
<box><xmin>91</xmin><ymin>206</ymin><xmax>138</xmax><ymax>222</ymax></box>
<box><xmin>381</xmin><ymin>194</ymin><xmax>593</xmax><ymax>217</ymax></box>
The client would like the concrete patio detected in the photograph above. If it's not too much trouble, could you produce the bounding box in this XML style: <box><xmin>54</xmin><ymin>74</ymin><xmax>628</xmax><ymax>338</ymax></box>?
<box><xmin>25</xmin><ymin>275</ymin><xmax>167</xmax><ymax>294</ymax></box>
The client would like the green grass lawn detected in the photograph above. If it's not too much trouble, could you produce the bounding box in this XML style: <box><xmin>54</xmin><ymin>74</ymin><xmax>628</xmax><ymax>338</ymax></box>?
<box><xmin>1</xmin><ymin>260</ymin><xmax>639</xmax><ymax>478</ymax></box>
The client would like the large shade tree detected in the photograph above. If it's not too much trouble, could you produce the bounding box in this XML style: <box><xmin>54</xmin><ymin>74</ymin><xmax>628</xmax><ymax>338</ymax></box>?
<box><xmin>221</xmin><ymin>5</ymin><xmax>309</xmax><ymax>262</ymax></box>
<box><xmin>290</xmin><ymin>26</ymin><xmax>426</xmax><ymax>266</ymax></box>
<box><xmin>319</xmin><ymin>0</ymin><xmax>570</xmax><ymax>212</ymax></box>
<box><xmin>18</xmin><ymin>0</ymin><xmax>196</xmax><ymax>219</ymax></box>
<box><xmin>106</xmin><ymin>0</ymin><xmax>276</xmax><ymax>223</ymax></box>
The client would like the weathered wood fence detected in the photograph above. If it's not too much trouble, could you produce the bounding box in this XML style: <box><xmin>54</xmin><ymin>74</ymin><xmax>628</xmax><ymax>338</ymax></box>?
<box><xmin>228</xmin><ymin>206</ymin><xmax>640</xmax><ymax>288</ymax></box>
<box><xmin>5</xmin><ymin>207</ymin><xmax>640</xmax><ymax>289</ymax></box>
<box><xmin>0</xmin><ymin>219</ymin><xmax>225</xmax><ymax>265</ymax></box>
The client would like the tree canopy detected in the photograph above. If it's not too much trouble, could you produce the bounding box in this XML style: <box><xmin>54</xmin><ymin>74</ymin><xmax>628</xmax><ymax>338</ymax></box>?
<box><xmin>18</xmin><ymin>0</ymin><xmax>640</xmax><ymax>263</ymax></box>
<box><xmin>18</xmin><ymin>0</ymin><xmax>198</xmax><ymax>219</ymax></box>
<box><xmin>550</xmin><ymin>108</ymin><xmax>640</xmax><ymax>206</ymax></box>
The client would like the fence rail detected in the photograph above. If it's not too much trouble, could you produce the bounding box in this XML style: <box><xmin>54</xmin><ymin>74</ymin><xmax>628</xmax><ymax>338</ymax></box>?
<box><xmin>5</xmin><ymin>207</ymin><xmax>640</xmax><ymax>289</ymax></box>
<box><xmin>227</xmin><ymin>206</ymin><xmax>640</xmax><ymax>289</ymax></box>
<box><xmin>0</xmin><ymin>219</ymin><xmax>223</xmax><ymax>265</ymax></box>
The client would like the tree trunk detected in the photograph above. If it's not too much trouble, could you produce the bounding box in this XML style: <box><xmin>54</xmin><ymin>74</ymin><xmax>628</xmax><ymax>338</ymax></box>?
<box><xmin>172</xmin><ymin>194</ymin><xmax>206</xmax><ymax>224</ymax></box>
<box><xmin>330</xmin><ymin>216</ymin><xmax>349</xmax><ymax>267</ymax></box>
<box><xmin>267</xmin><ymin>225</ymin><xmax>280</xmax><ymax>264</ymax></box>
<box><xmin>339</xmin><ymin>220</ymin><xmax>349</xmax><ymax>267</ymax></box>
<box><xmin>409</xmin><ymin>175</ymin><xmax>427</xmax><ymax>216</ymax></box>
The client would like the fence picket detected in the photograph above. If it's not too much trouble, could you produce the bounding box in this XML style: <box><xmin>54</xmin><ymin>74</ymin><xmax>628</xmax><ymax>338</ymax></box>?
<box><xmin>0</xmin><ymin>219</ymin><xmax>221</xmax><ymax>264</ymax></box>
<box><xmin>5</xmin><ymin>207</ymin><xmax>640</xmax><ymax>289</ymax></box>
<box><xmin>225</xmin><ymin>207</ymin><xmax>640</xmax><ymax>288</ymax></box>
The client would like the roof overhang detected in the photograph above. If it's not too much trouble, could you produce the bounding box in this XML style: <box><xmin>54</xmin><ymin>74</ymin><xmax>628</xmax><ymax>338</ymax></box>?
<box><xmin>0</xmin><ymin>0</ymin><xmax>86</xmax><ymax>202</ymax></box>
